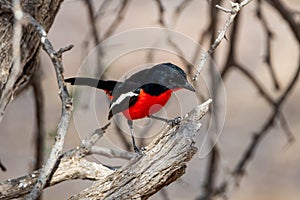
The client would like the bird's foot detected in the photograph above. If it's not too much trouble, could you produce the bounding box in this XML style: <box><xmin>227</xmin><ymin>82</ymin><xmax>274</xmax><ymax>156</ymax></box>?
<box><xmin>134</xmin><ymin>146</ymin><xmax>145</xmax><ymax>156</ymax></box>
<box><xmin>167</xmin><ymin>116</ymin><xmax>182</xmax><ymax>127</ymax></box>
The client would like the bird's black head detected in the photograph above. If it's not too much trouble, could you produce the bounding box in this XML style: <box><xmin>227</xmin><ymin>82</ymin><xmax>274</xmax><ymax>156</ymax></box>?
<box><xmin>149</xmin><ymin>63</ymin><xmax>195</xmax><ymax>92</ymax></box>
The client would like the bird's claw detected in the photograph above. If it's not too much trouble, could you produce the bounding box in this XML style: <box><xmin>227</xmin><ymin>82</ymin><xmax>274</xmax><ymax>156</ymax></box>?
<box><xmin>134</xmin><ymin>146</ymin><xmax>145</xmax><ymax>156</ymax></box>
<box><xmin>167</xmin><ymin>116</ymin><xmax>182</xmax><ymax>127</ymax></box>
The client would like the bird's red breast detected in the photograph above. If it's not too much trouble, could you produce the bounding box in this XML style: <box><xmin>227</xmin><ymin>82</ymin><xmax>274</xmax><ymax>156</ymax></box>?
<box><xmin>122</xmin><ymin>89</ymin><xmax>173</xmax><ymax>120</ymax></box>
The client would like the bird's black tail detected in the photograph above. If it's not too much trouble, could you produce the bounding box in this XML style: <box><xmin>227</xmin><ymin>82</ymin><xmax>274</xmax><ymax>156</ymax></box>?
<box><xmin>65</xmin><ymin>77</ymin><xmax>118</xmax><ymax>93</ymax></box>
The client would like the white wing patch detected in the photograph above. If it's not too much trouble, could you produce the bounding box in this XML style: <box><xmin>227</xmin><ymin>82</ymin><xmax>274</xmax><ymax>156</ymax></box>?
<box><xmin>110</xmin><ymin>91</ymin><xmax>139</xmax><ymax>109</ymax></box>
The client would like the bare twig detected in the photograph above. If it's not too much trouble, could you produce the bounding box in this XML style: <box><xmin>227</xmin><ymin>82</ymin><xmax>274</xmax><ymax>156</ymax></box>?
<box><xmin>193</xmin><ymin>0</ymin><xmax>253</xmax><ymax>81</ymax></box>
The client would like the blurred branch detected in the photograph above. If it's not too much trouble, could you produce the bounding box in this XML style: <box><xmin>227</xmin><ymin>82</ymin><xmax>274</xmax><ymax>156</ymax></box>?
<box><xmin>154</xmin><ymin>0</ymin><xmax>166</xmax><ymax>26</ymax></box>
<box><xmin>84</xmin><ymin>0</ymin><xmax>100</xmax><ymax>45</ymax></box>
<box><xmin>266</xmin><ymin>0</ymin><xmax>300</xmax><ymax>42</ymax></box>
<box><xmin>103</xmin><ymin>0</ymin><xmax>130</xmax><ymax>39</ymax></box>
<box><xmin>193</xmin><ymin>0</ymin><xmax>253</xmax><ymax>81</ymax></box>
<box><xmin>278</xmin><ymin>112</ymin><xmax>295</xmax><ymax>145</ymax></box>
<box><xmin>256</xmin><ymin>0</ymin><xmax>280</xmax><ymax>90</ymax></box>
<box><xmin>31</xmin><ymin>69</ymin><xmax>46</xmax><ymax>171</ymax></box>
<box><xmin>197</xmin><ymin>145</ymin><xmax>219</xmax><ymax>200</ymax></box>
<box><xmin>211</xmin><ymin>0</ymin><xmax>300</xmax><ymax>196</ymax></box>
<box><xmin>171</xmin><ymin>0</ymin><xmax>193</xmax><ymax>26</ymax></box>
<box><xmin>94</xmin><ymin>0</ymin><xmax>113</xmax><ymax>19</ymax></box>
<box><xmin>113</xmin><ymin>119</ymin><xmax>132</xmax><ymax>152</ymax></box>
<box><xmin>0</xmin><ymin>159</ymin><xmax>6</xmax><ymax>172</ymax></box>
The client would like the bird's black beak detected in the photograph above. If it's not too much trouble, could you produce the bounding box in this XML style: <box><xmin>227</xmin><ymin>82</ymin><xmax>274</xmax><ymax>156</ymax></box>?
<box><xmin>183</xmin><ymin>82</ymin><xmax>195</xmax><ymax>92</ymax></box>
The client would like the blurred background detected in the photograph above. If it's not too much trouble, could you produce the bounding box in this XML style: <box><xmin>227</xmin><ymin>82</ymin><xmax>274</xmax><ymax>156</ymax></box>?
<box><xmin>0</xmin><ymin>0</ymin><xmax>300</xmax><ymax>199</ymax></box>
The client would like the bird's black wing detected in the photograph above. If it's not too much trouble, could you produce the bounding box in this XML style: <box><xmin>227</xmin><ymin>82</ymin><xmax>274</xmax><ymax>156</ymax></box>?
<box><xmin>108</xmin><ymin>88</ymin><xmax>141</xmax><ymax>119</ymax></box>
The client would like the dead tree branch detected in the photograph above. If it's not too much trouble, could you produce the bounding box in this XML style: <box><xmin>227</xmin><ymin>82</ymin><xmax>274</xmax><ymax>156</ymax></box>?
<box><xmin>0</xmin><ymin>100</ymin><xmax>211</xmax><ymax>199</ymax></box>
<box><xmin>69</xmin><ymin>99</ymin><xmax>211</xmax><ymax>199</ymax></box>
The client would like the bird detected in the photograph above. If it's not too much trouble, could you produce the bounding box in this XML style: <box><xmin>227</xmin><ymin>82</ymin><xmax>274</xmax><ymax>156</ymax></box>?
<box><xmin>65</xmin><ymin>62</ymin><xmax>195</xmax><ymax>154</ymax></box>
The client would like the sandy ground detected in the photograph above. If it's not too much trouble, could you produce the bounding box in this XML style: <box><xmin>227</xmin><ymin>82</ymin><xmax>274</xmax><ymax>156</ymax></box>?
<box><xmin>1</xmin><ymin>0</ymin><xmax>300</xmax><ymax>199</ymax></box>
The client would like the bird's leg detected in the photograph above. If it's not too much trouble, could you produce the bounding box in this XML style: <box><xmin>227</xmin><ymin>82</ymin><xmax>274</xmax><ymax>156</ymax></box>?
<box><xmin>148</xmin><ymin>115</ymin><xmax>182</xmax><ymax>127</ymax></box>
<box><xmin>127</xmin><ymin>120</ymin><xmax>143</xmax><ymax>155</ymax></box>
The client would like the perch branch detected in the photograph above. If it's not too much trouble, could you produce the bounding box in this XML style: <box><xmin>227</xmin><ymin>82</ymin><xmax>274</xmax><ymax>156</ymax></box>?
<box><xmin>0</xmin><ymin>100</ymin><xmax>211</xmax><ymax>199</ymax></box>
<box><xmin>69</xmin><ymin>99</ymin><xmax>212</xmax><ymax>199</ymax></box>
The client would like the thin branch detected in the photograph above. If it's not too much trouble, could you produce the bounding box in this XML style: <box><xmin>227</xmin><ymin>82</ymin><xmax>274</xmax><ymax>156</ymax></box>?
<box><xmin>266</xmin><ymin>0</ymin><xmax>300</xmax><ymax>42</ymax></box>
<box><xmin>31</xmin><ymin>69</ymin><xmax>45</xmax><ymax>170</ymax></box>
<box><xmin>278</xmin><ymin>112</ymin><xmax>295</xmax><ymax>145</ymax></box>
<box><xmin>113</xmin><ymin>121</ymin><xmax>132</xmax><ymax>152</ymax></box>
<box><xmin>171</xmin><ymin>0</ymin><xmax>193</xmax><ymax>27</ymax></box>
<box><xmin>103</xmin><ymin>0</ymin><xmax>130</xmax><ymax>39</ymax></box>
<box><xmin>256</xmin><ymin>0</ymin><xmax>280</xmax><ymax>90</ymax></box>
<box><xmin>193</xmin><ymin>0</ymin><xmax>253</xmax><ymax>81</ymax></box>
<box><xmin>0</xmin><ymin>159</ymin><xmax>6</xmax><ymax>172</ymax></box>
<box><xmin>154</xmin><ymin>0</ymin><xmax>166</xmax><ymax>26</ymax></box>
<box><xmin>197</xmin><ymin>145</ymin><xmax>219</xmax><ymax>200</ymax></box>
<box><xmin>234</xmin><ymin>63</ymin><xmax>275</xmax><ymax>105</ymax></box>
<box><xmin>94</xmin><ymin>0</ymin><xmax>113</xmax><ymax>19</ymax></box>
<box><xmin>84</xmin><ymin>0</ymin><xmax>100</xmax><ymax>45</ymax></box>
